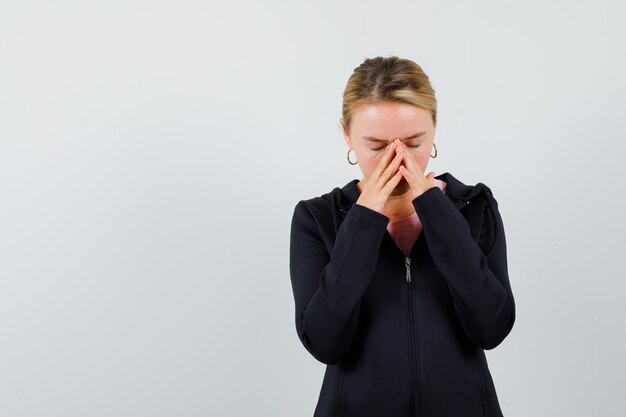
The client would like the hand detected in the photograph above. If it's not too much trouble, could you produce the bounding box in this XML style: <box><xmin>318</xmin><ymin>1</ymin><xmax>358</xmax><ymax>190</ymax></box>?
<box><xmin>393</xmin><ymin>138</ymin><xmax>437</xmax><ymax>199</ymax></box>
<box><xmin>355</xmin><ymin>141</ymin><xmax>406</xmax><ymax>214</ymax></box>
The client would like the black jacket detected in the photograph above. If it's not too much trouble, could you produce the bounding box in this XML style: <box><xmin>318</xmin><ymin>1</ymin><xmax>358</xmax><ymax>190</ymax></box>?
<box><xmin>289</xmin><ymin>172</ymin><xmax>516</xmax><ymax>417</ymax></box>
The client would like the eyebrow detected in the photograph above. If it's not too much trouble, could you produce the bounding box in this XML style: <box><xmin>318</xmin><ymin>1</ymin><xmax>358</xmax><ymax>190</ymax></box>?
<box><xmin>362</xmin><ymin>131</ymin><xmax>427</xmax><ymax>143</ymax></box>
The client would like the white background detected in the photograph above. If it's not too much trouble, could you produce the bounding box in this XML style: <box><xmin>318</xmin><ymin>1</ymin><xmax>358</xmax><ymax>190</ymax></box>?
<box><xmin>1</xmin><ymin>1</ymin><xmax>625</xmax><ymax>416</ymax></box>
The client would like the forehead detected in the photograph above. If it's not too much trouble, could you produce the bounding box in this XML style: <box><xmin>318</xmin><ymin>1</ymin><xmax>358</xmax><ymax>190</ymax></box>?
<box><xmin>351</xmin><ymin>101</ymin><xmax>432</xmax><ymax>137</ymax></box>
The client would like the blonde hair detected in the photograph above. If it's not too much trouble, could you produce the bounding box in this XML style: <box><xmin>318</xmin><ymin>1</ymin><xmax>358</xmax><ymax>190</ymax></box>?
<box><xmin>340</xmin><ymin>56</ymin><xmax>437</xmax><ymax>134</ymax></box>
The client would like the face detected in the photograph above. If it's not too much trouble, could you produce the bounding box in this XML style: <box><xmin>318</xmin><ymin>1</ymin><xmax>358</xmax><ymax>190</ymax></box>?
<box><xmin>342</xmin><ymin>101</ymin><xmax>436</xmax><ymax>195</ymax></box>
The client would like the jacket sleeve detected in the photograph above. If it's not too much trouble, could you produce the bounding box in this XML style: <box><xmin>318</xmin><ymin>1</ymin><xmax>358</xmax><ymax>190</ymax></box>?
<box><xmin>412</xmin><ymin>186</ymin><xmax>516</xmax><ymax>350</ymax></box>
<box><xmin>289</xmin><ymin>200</ymin><xmax>390</xmax><ymax>364</ymax></box>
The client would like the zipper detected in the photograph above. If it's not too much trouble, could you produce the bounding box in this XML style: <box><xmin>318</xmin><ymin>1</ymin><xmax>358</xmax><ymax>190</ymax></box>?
<box><xmin>405</xmin><ymin>257</ymin><xmax>411</xmax><ymax>282</ymax></box>
<box><xmin>405</xmin><ymin>255</ymin><xmax>421</xmax><ymax>416</ymax></box>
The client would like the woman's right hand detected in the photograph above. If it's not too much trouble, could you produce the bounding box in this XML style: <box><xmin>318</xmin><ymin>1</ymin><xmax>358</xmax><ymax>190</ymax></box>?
<box><xmin>355</xmin><ymin>141</ymin><xmax>405</xmax><ymax>214</ymax></box>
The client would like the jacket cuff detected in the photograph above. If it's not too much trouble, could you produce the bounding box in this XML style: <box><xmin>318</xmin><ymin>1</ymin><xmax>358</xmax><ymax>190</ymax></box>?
<box><xmin>350</xmin><ymin>203</ymin><xmax>390</xmax><ymax>228</ymax></box>
<box><xmin>412</xmin><ymin>185</ymin><xmax>445</xmax><ymax>212</ymax></box>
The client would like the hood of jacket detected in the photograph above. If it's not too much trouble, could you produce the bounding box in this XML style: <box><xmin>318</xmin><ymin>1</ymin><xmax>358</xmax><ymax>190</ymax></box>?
<box><xmin>323</xmin><ymin>172</ymin><xmax>494</xmax><ymax>230</ymax></box>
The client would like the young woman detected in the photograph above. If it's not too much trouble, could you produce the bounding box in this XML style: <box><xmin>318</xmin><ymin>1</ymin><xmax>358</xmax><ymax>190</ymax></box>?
<box><xmin>289</xmin><ymin>56</ymin><xmax>516</xmax><ymax>417</ymax></box>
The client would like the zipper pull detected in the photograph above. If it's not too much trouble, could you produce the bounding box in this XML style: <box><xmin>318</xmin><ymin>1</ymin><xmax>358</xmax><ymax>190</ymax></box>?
<box><xmin>405</xmin><ymin>257</ymin><xmax>411</xmax><ymax>282</ymax></box>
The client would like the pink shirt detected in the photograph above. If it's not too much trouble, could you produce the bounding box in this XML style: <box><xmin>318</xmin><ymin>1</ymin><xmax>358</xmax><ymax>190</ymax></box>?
<box><xmin>386</xmin><ymin>179</ymin><xmax>448</xmax><ymax>257</ymax></box>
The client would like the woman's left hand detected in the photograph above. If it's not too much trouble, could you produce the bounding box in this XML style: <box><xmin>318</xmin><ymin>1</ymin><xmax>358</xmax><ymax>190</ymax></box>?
<box><xmin>393</xmin><ymin>137</ymin><xmax>437</xmax><ymax>199</ymax></box>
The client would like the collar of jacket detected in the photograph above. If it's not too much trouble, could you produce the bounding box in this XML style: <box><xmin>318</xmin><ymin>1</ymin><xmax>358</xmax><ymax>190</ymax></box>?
<box><xmin>333</xmin><ymin>171</ymin><xmax>492</xmax><ymax>214</ymax></box>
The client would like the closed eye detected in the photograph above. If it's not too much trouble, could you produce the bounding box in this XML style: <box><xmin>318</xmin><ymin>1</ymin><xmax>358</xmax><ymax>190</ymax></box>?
<box><xmin>373</xmin><ymin>144</ymin><xmax>420</xmax><ymax>151</ymax></box>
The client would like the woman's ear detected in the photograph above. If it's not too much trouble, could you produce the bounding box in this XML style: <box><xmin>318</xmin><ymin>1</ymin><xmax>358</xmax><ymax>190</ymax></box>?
<box><xmin>340</xmin><ymin>118</ymin><xmax>353</xmax><ymax>148</ymax></box>
<box><xmin>339</xmin><ymin>118</ymin><xmax>347</xmax><ymax>134</ymax></box>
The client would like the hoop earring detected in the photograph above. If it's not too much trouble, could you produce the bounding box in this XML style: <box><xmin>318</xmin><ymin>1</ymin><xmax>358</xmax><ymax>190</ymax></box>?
<box><xmin>347</xmin><ymin>148</ymin><xmax>358</xmax><ymax>165</ymax></box>
<box><xmin>430</xmin><ymin>143</ymin><xmax>438</xmax><ymax>158</ymax></box>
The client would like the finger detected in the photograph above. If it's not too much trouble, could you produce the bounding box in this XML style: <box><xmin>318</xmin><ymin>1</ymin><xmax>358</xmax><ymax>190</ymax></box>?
<box><xmin>382</xmin><ymin>169</ymin><xmax>405</xmax><ymax>194</ymax></box>
<box><xmin>395</xmin><ymin>140</ymin><xmax>422</xmax><ymax>175</ymax></box>
<box><xmin>399</xmin><ymin>165</ymin><xmax>415</xmax><ymax>182</ymax></box>
<box><xmin>371</xmin><ymin>142</ymin><xmax>397</xmax><ymax>180</ymax></box>
<box><xmin>377</xmin><ymin>149</ymin><xmax>404</xmax><ymax>187</ymax></box>
<box><xmin>402</xmin><ymin>166</ymin><xmax>435</xmax><ymax>192</ymax></box>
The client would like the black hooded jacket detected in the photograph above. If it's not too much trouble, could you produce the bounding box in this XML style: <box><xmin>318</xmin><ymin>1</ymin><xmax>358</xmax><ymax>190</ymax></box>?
<box><xmin>289</xmin><ymin>172</ymin><xmax>516</xmax><ymax>417</ymax></box>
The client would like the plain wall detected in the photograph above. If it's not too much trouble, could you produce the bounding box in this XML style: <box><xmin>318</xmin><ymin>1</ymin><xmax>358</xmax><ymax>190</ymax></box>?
<box><xmin>1</xmin><ymin>0</ymin><xmax>625</xmax><ymax>416</ymax></box>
